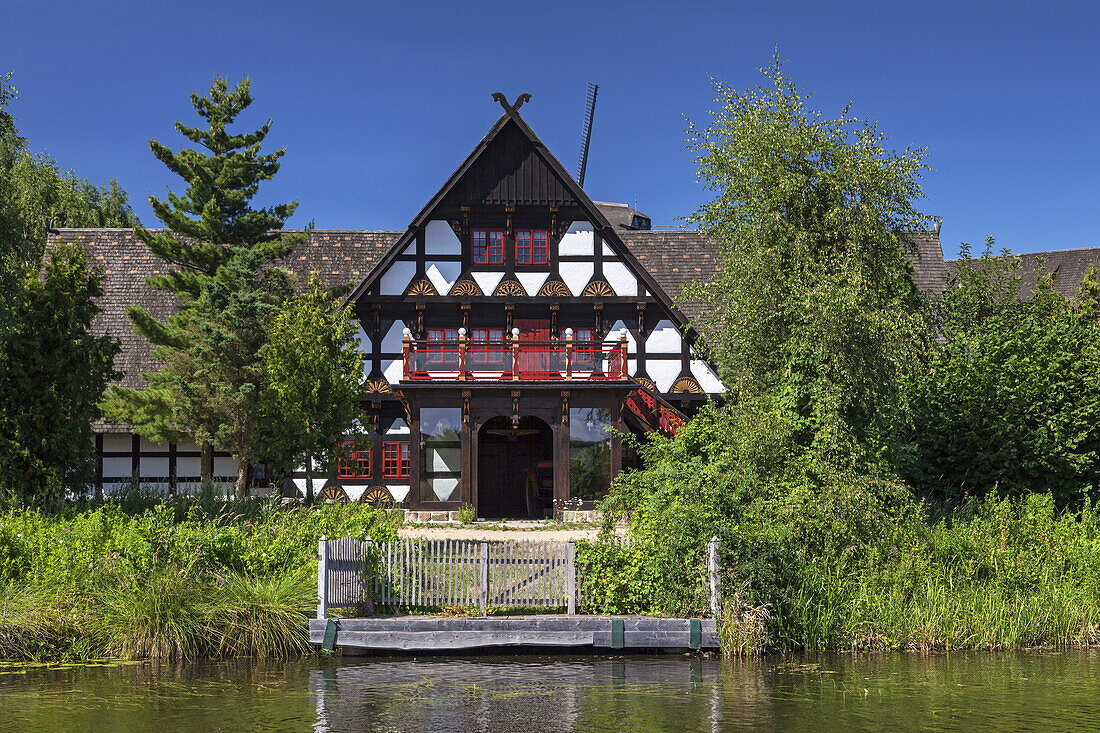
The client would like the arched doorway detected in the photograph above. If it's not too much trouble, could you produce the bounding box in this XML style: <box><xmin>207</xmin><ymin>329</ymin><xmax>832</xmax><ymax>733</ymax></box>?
<box><xmin>477</xmin><ymin>416</ymin><xmax>553</xmax><ymax>519</ymax></box>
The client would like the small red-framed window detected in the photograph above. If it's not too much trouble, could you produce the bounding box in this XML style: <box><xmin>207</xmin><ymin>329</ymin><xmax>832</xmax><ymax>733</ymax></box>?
<box><xmin>472</xmin><ymin>229</ymin><xmax>504</xmax><ymax>265</ymax></box>
<box><xmin>338</xmin><ymin>441</ymin><xmax>372</xmax><ymax>478</ymax></box>
<box><xmin>515</xmin><ymin>230</ymin><xmax>549</xmax><ymax>265</ymax></box>
<box><xmin>427</xmin><ymin>328</ymin><xmax>459</xmax><ymax>366</ymax></box>
<box><xmin>382</xmin><ymin>441</ymin><xmax>410</xmax><ymax>478</ymax></box>
<box><xmin>470</xmin><ymin>328</ymin><xmax>505</xmax><ymax>365</ymax></box>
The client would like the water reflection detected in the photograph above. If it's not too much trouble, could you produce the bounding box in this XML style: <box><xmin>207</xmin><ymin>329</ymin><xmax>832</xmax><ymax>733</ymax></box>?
<box><xmin>3</xmin><ymin>651</ymin><xmax>1100</xmax><ymax>731</ymax></box>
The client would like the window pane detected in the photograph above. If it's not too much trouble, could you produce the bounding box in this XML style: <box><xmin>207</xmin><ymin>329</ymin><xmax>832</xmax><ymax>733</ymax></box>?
<box><xmin>421</xmin><ymin>408</ymin><xmax>462</xmax><ymax>501</ymax></box>
<box><xmin>569</xmin><ymin>407</ymin><xmax>614</xmax><ymax>500</ymax></box>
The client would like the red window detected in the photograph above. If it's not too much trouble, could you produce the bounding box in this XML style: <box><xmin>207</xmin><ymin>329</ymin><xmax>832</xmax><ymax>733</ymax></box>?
<box><xmin>470</xmin><ymin>328</ymin><xmax>504</xmax><ymax>365</ymax></box>
<box><xmin>382</xmin><ymin>442</ymin><xmax>410</xmax><ymax>478</ymax></box>
<box><xmin>427</xmin><ymin>328</ymin><xmax>459</xmax><ymax>366</ymax></box>
<box><xmin>338</xmin><ymin>442</ymin><xmax>372</xmax><ymax>478</ymax></box>
<box><xmin>472</xmin><ymin>229</ymin><xmax>504</xmax><ymax>265</ymax></box>
<box><xmin>515</xmin><ymin>230</ymin><xmax>549</xmax><ymax>265</ymax></box>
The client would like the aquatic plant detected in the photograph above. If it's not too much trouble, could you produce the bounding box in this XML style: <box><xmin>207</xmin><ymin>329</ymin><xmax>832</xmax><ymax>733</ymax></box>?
<box><xmin>211</xmin><ymin>571</ymin><xmax>314</xmax><ymax>658</ymax></box>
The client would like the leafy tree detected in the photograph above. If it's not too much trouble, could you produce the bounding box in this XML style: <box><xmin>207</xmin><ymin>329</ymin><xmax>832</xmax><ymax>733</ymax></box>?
<box><xmin>0</xmin><ymin>73</ymin><xmax>133</xmax><ymax>504</ymax></box>
<box><xmin>258</xmin><ymin>273</ymin><xmax>365</xmax><ymax>501</ymax></box>
<box><xmin>102</xmin><ymin>76</ymin><xmax>304</xmax><ymax>497</ymax></box>
<box><xmin>682</xmin><ymin>57</ymin><xmax>932</xmax><ymax>469</ymax></box>
<box><xmin>903</xmin><ymin>240</ymin><xmax>1100</xmax><ymax>506</ymax></box>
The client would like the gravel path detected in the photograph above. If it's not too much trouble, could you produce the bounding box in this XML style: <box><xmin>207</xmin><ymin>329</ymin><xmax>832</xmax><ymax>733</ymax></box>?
<box><xmin>398</xmin><ymin>522</ymin><xmax>610</xmax><ymax>541</ymax></box>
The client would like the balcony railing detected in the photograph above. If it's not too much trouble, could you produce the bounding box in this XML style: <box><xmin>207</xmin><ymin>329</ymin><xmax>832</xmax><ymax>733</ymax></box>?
<box><xmin>402</xmin><ymin>328</ymin><xmax>629</xmax><ymax>383</ymax></box>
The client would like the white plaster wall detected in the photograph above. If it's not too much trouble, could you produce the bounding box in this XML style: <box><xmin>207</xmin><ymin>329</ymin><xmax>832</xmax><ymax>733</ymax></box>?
<box><xmin>387</xmin><ymin>485</ymin><xmax>411</xmax><ymax>502</ymax></box>
<box><xmin>139</xmin><ymin>436</ymin><xmax>163</xmax><ymax>451</ymax></box>
<box><xmin>355</xmin><ymin>323</ymin><xmax>372</xmax><ymax>353</ymax></box>
<box><xmin>380</xmin><ymin>261</ymin><xmax>416</xmax><ymax>296</ymax></box>
<box><xmin>383</xmin><ymin>359</ymin><xmax>403</xmax><ymax>384</ymax></box>
<box><xmin>102</xmin><ymin>457</ymin><xmax>130</xmax><ymax>478</ymax></box>
<box><xmin>292</xmin><ymin>477</ymin><xmax>329</xmax><ymax>497</ymax></box>
<box><xmin>603</xmin><ymin>320</ymin><xmax>637</xmax><ymax>352</ymax></box>
<box><xmin>342</xmin><ymin>485</ymin><xmax>369</xmax><ymax>501</ymax></box>
<box><xmin>425</xmin><ymin>220</ymin><xmax>461</xmax><ymax>255</ymax></box>
<box><xmin>426</xmin><ymin>261</ymin><xmax>461</xmax><ymax>295</ymax></box>
<box><xmin>177</xmin><ymin>457</ymin><xmax>201</xmax><ymax>478</ymax></box>
<box><xmin>213</xmin><ymin>456</ymin><xmax>238</xmax><ymax>479</ymax></box>
<box><xmin>402</xmin><ymin>244</ymin><xmax>415</xmax><ymax>256</ymax></box>
<box><xmin>691</xmin><ymin>359</ymin><xmax>725</xmax><ymax>393</ymax></box>
<box><xmin>604</xmin><ymin>261</ymin><xmax>638</xmax><ymax>296</ymax></box>
<box><xmin>386</xmin><ymin>419</ymin><xmax>410</xmax><ymax>435</ymax></box>
<box><xmin>102</xmin><ymin>434</ymin><xmax>130</xmax><ymax>452</ymax></box>
<box><xmin>381</xmin><ymin>321</ymin><xmax>407</xmax><ymax>352</ymax></box>
<box><xmin>558</xmin><ymin>222</ymin><xmax>594</xmax><ymax>256</ymax></box>
<box><xmin>471</xmin><ymin>271</ymin><xmax>504</xmax><ymax>295</ymax></box>
<box><xmin>560</xmin><ymin>261</ymin><xmax>594</xmax><ymax>296</ymax></box>
<box><xmin>601</xmin><ymin>238</ymin><xmax>614</xmax><ymax>256</ymax></box>
<box><xmin>517</xmin><ymin>272</ymin><xmax>549</xmax><ymax>296</ymax></box>
<box><xmin>139</xmin><ymin>458</ymin><xmax>169</xmax><ymax>478</ymax></box>
<box><xmin>646</xmin><ymin>320</ymin><xmax>683</xmax><ymax>354</ymax></box>
<box><xmin>648</xmin><ymin>359</ymin><xmax>681</xmax><ymax>393</ymax></box>
<box><xmin>178</xmin><ymin>441</ymin><xmax>200</xmax><ymax>453</ymax></box>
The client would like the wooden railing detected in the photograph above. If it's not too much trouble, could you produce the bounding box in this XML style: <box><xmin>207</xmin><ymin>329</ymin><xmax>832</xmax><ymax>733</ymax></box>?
<box><xmin>625</xmin><ymin>385</ymin><xmax>687</xmax><ymax>438</ymax></box>
<box><xmin>316</xmin><ymin>536</ymin><xmax>722</xmax><ymax>618</ymax></box>
<box><xmin>401</xmin><ymin>328</ymin><xmax>629</xmax><ymax>383</ymax></box>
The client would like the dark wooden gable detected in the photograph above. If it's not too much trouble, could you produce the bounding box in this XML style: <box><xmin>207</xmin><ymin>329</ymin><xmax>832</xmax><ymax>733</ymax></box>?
<box><xmin>441</xmin><ymin>120</ymin><xmax>576</xmax><ymax>208</ymax></box>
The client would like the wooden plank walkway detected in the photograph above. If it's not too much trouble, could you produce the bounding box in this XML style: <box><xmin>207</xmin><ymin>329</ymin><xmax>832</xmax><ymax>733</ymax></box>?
<box><xmin>308</xmin><ymin>615</ymin><xmax>719</xmax><ymax>652</ymax></box>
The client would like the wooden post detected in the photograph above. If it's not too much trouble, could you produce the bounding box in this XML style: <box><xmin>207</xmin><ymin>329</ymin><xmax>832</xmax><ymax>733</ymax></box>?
<box><xmin>458</xmin><ymin>327</ymin><xmax>467</xmax><ymax>380</ymax></box>
<box><xmin>564</xmin><ymin>327</ymin><xmax>573</xmax><ymax>380</ymax></box>
<box><xmin>619</xmin><ymin>331</ymin><xmax>629</xmax><ymax>379</ymax></box>
<box><xmin>479</xmin><ymin>540</ymin><xmax>489</xmax><ymax>615</ymax></box>
<box><xmin>402</xmin><ymin>328</ymin><xmax>412</xmax><ymax>380</ymax></box>
<box><xmin>317</xmin><ymin>536</ymin><xmax>329</xmax><ymax>620</ymax></box>
<box><xmin>708</xmin><ymin>536</ymin><xmax>720</xmax><ymax>619</ymax></box>
<box><xmin>511</xmin><ymin>327</ymin><xmax>520</xmax><ymax>381</ymax></box>
<box><xmin>363</xmin><ymin>538</ymin><xmax>373</xmax><ymax>612</ymax></box>
<box><xmin>566</xmin><ymin>539</ymin><xmax>576</xmax><ymax>615</ymax></box>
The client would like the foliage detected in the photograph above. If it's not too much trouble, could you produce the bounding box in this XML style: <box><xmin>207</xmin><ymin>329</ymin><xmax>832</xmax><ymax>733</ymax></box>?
<box><xmin>903</xmin><ymin>239</ymin><xmax>1100</xmax><ymax>507</ymax></box>
<box><xmin>259</xmin><ymin>273</ymin><xmax>365</xmax><ymax>500</ymax></box>
<box><xmin>683</xmin><ymin>56</ymin><xmax>931</xmax><ymax>470</ymax></box>
<box><xmin>0</xmin><ymin>73</ymin><xmax>133</xmax><ymax>505</ymax></box>
<box><xmin>575</xmin><ymin>541</ymin><xmax>660</xmax><ymax>614</ymax></box>
<box><xmin>0</xmin><ymin>501</ymin><xmax>398</xmax><ymax>660</ymax></box>
<box><xmin>455</xmin><ymin>504</ymin><xmax>476</xmax><ymax>525</ymax></box>
<box><xmin>102</xmin><ymin>76</ymin><xmax>305</xmax><ymax>497</ymax></box>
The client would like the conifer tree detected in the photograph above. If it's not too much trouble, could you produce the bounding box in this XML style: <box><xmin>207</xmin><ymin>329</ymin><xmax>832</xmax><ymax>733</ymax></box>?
<box><xmin>103</xmin><ymin>76</ymin><xmax>304</xmax><ymax>497</ymax></box>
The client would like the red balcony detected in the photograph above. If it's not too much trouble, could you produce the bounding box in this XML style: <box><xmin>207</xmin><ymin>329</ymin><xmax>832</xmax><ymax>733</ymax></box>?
<box><xmin>402</xmin><ymin>330</ymin><xmax>629</xmax><ymax>383</ymax></box>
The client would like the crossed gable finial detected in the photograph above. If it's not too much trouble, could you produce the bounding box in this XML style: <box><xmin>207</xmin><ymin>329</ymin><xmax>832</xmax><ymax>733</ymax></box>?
<box><xmin>492</xmin><ymin>92</ymin><xmax>532</xmax><ymax>114</ymax></box>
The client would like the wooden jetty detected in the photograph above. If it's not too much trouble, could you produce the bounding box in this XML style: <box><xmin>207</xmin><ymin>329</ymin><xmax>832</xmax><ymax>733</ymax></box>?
<box><xmin>308</xmin><ymin>615</ymin><xmax>719</xmax><ymax>652</ymax></box>
<box><xmin>311</xmin><ymin>536</ymin><xmax>722</xmax><ymax>654</ymax></box>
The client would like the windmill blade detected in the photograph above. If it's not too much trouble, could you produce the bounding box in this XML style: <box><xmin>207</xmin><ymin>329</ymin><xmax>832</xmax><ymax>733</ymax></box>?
<box><xmin>576</xmin><ymin>83</ymin><xmax>598</xmax><ymax>187</ymax></box>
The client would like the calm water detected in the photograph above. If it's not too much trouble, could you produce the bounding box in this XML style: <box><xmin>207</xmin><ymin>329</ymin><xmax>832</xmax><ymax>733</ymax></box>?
<box><xmin>2</xmin><ymin>651</ymin><xmax>1100</xmax><ymax>731</ymax></box>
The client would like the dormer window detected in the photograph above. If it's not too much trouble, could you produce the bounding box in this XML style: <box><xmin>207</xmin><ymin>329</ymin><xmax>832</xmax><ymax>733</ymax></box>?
<box><xmin>515</xmin><ymin>230</ymin><xmax>549</xmax><ymax>265</ymax></box>
<box><xmin>472</xmin><ymin>229</ymin><xmax>504</xmax><ymax>265</ymax></box>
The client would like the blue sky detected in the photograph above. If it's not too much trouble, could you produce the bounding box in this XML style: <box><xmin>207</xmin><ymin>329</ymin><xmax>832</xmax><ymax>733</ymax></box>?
<box><xmin>5</xmin><ymin>0</ymin><xmax>1099</xmax><ymax>257</ymax></box>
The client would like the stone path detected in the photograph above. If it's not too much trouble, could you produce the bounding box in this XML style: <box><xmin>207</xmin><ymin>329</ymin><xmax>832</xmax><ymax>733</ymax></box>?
<box><xmin>398</xmin><ymin>521</ymin><xmax>609</xmax><ymax>541</ymax></box>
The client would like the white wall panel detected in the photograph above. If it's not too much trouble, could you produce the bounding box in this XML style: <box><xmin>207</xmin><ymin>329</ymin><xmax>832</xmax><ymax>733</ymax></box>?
<box><xmin>603</xmin><ymin>320</ymin><xmax>637</xmax><ymax>352</ymax></box>
<box><xmin>103</xmin><ymin>434</ymin><xmax>130</xmax><ymax>452</ymax></box>
<box><xmin>560</xmin><ymin>262</ymin><xmax>593</xmax><ymax>296</ymax></box>
<box><xmin>604</xmin><ymin>261</ymin><xmax>638</xmax><ymax>296</ymax></box>
<box><xmin>380</xmin><ymin>261</ymin><xmax>416</xmax><ymax>296</ymax></box>
<box><xmin>383</xmin><ymin>359</ymin><xmax>403</xmax><ymax>384</ymax></box>
<box><xmin>139</xmin><ymin>436</ymin><xmax>165</xmax><ymax>452</ymax></box>
<box><xmin>381</xmin><ymin>321</ymin><xmax>407</xmax><ymax>352</ymax></box>
<box><xmin>355</xmin><ymin>323</ymin><xmax>372</xmax><ymax>354</ymax></box>
<box><xmin>386</xmin><ymin>419</ymin><xmax>410</xmax><ymax>435</ymax></box>
<box><xmin>601</xmin><ymin>238</ymin><xmax>614</xmax><ymax>256</ymax></box>
<box><xmin>139</xmin><ymin>458</ymin><xmax>169</xmax><ymax>478</ymax></box>
<box><xmin>648</xmin><ymin>360</ymin><xmax>681</xmax><ymax>393</ymax></box>
<box><xmin>425</xmin><ymin>220</ymin><xmax>461</xmax><ymax>255</ymax></box>
<box><xmin>213</xmin><ymin>456</ymin><xmax>238</xmax><ymax>478</ymax></box>
<box><xmin>691</xmin><ymin>359</ymin><xmax>725</xmax><ymax>394</ymax></box>
<box><xmin>517</xmin><ymin>272</ymin><xmax>549</xmax><ymax>296</ymax></box>
<box><xmin>645</xmin><ymin>320</ymin><xmax>683</xmax><ymax>354</ymax></box>
<box><xmin>471</xmin><ymin>271</ymin><xmax>504</xmax><ymax>295</ymax></box>
<box><xmin>426</xmin><ymin>261</ymin><xmax>461</xmax><ymax>295</ymax></box>
<box><xmin>342</xmin><ymin>484</ymin><xmax>368</xmax><ymax>501</ymax></box>
<box><xmin>102</xmin><ymin>457</ymin><xmax>131</xmax><ymax>478</ymax></box>
<box><xmin>387</xmin><ymin>485</ymin><xmax>411</xmax><ymax>502</ymax></box>
<box><xmin>431</xmin><ymin>478</ymin><xmax>459</xmax><ymax>501</ymax></box>
<box><xmin>177</xmin><ymin>457</ymin><xmax>201</xmax><ymax>478</ymax></box>
<box><xmin>558</xmin><ymin>222</ymin><xmax>594</xmax><ymax>256</ymax></box>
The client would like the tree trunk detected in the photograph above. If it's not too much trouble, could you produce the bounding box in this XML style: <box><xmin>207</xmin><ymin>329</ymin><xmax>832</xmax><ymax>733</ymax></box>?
<box><xmin>201</xmin><ymin>442</ymin><xmax>213</xmax><ymax>494</ymax></box>
<box><xmin>236</xmin><ymin>461</ymin><xmax>249</xmax><ymax>500</ymax></box>
<box><xmin>305</xmin><ymin>452</ymin><xmax>315</xmax><ymax>504</ymax></box>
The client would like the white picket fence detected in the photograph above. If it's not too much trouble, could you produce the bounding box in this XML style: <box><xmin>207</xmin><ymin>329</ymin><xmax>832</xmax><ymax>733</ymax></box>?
<box><xmin>317</xmin><ymin>535</ymin><xmax>720</xmax><ymax>618</ymax></box>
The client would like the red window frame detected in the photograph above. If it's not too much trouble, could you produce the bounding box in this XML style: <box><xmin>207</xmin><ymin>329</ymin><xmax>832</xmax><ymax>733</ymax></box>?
<box><xmin>472</xmin><ymin>229</ymin><xmax>504</xmax><ymax>265</ymax></box>
<box><xmin>338</xmin><ymin>441</ymin><xmax>372</xmax><ymax>479</ymax></box>
<box><xmin>515</xmin><ymin>230</ymin><xmax>549</xmax><ymax>265</ymax></box>
<box><xmin>382</xmin><ymin>441</ymin><xmax>410</xmax><ymax>478</ymax></box>
<box><xmin>427</xmin><ymin>328</ymin><xmax>459</xmax><ymax>366</ymax></box>
<box><xmin>470</xmin><ymin>328</ymin><xmax>505</xmax><ymax>366</ymax></box>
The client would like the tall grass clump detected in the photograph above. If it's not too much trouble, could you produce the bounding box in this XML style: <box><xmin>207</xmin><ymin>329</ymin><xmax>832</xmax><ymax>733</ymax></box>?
<box><xmin>0</xmin><ymin>500</ymin><xmax>397</xmax><ymax>661</ymax></box>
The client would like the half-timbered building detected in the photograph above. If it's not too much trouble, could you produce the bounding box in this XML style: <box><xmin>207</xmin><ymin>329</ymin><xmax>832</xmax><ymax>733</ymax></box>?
<box><xmin>49</xmin><ymin>94</ymin><xmax>955</xmax><ymax>520</ymax></box>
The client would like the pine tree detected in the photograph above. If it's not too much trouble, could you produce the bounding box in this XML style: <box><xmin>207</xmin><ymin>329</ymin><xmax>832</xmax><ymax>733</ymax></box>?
<box><xmin>103</xmin><ymin>76</ymin><xmax>304</xmax><ymax>497</ymax></box>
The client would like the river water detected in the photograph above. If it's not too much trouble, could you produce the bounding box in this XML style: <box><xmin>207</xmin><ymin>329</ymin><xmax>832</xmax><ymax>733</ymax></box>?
<box><xmin>2</xmin><ymin>650</ymin><xmax>1100</xmax><ymax>731</ymax></box>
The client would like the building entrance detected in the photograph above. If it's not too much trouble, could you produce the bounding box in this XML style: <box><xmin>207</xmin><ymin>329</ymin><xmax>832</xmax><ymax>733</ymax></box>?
<box><xmin>476</xmin><ymin>416</ymin><xmax>553</xmax><ymax>519</ymax></box>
